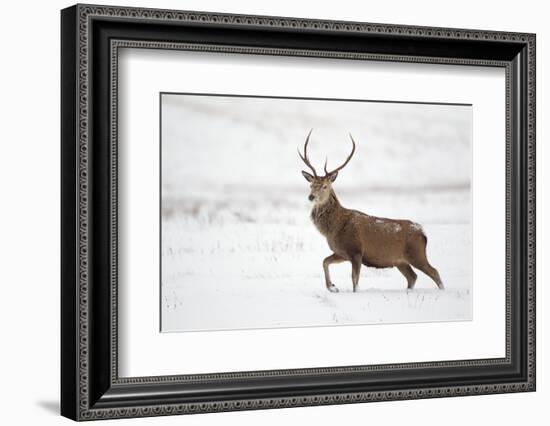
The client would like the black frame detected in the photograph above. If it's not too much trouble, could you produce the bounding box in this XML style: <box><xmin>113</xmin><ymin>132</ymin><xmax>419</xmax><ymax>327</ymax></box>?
<box><xmin>61</xmin><ymin>4</ymin><xmax>536</xmax><ymax>421</ymax></box>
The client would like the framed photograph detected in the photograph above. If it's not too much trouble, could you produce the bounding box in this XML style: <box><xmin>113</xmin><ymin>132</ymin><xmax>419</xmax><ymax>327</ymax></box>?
<box><xmin>61</xmin><ymin>4</ymin><xmax>536</xmax><ymax>421</ymax></box>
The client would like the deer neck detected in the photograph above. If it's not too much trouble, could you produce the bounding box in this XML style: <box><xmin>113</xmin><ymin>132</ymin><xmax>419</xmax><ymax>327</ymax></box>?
<box><xmin>310</xmin><ymin>190</ymin><xmax>344</xmax><ymax>236</ymax></box>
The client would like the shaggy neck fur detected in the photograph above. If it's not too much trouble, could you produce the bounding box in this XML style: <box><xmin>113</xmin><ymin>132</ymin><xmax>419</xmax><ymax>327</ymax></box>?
<box><xmin>310</xmin><ymin>190</ymin><xmax>344</xmax><ymax>236</ymax></box>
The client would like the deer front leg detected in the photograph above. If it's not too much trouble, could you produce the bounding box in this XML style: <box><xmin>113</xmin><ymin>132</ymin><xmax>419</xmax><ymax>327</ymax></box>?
<box><xmin>322</xmin><ymin>254</ymin><xmax>345</xmax><ymax>293</ymax></box>
<box><xmin>351</xmin><ymin>254</ymin><xmax>362</xmax><ymax>293</ymax></box>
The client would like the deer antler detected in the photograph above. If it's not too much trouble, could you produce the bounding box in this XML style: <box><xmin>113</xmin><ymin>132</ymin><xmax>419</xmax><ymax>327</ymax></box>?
<box><xmin>324</xmin><ymin>133</ymin><xmax>356</xmax><ymax>176</ymax></box>
<box><xmin>298</xmin><ymin>128</ymin><xmax>318</xmax><ymax>177</ymax></box>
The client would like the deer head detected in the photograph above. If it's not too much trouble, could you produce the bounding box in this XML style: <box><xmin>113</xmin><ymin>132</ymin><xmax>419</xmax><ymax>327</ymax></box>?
<box><xmin>298</xmin><ymin>129</ymin><xmax>356</xmax><ymax>205</ymax></box>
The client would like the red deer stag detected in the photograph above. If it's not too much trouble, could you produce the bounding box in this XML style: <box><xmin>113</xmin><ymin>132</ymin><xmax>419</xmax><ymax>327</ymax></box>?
<box><xmin>299</xmin><ymin>129</ymin><xmax>444</xmax><ymax>293</ymax></box>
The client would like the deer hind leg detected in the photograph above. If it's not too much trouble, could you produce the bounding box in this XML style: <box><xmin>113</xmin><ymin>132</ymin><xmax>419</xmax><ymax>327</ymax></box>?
<box><xmin>409</xmin><ymin>258</ymin><xmax>444</xmax><ymax>290</ymax></box>
<box><xmin>322</xmin><ymin>253</ymin><xmax>346</xmax><ymax>293</ymax></box>
<box><xmin>424</xmin><ymin>264</ymin><xmax>444</xmax><ymax>289</ymax></box>
<box><xmin>351</xmin><ymin>254</ymin><xmax>362</xmax><ymax>293</ymax></box>
<box><xmin>407</xmin><ymin>239</ymin><xmax>444</xmax><ymax>290</ymax></box>
<box><xmin>397</xmin><ymin>264</ymin><xmax>417</xmax><ymax>290</ymax></box>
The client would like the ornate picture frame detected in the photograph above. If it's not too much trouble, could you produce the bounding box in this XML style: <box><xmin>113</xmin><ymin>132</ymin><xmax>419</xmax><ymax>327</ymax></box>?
<box><xmin>61</xmin><ymin>4</ymin><xmax>535</xmax><ymax>421</ymax></box>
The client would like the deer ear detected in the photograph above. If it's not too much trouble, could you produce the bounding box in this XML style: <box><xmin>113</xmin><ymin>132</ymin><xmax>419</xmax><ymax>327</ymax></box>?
<box><xmin>328</xmin><ymin>171</ymin><xmax>338</xmax><ymax>182</ymax></box>
<box><xmin>302</xmin><ymin>171</ymin><xmax>314</xmax><ymax>182</ymax></box>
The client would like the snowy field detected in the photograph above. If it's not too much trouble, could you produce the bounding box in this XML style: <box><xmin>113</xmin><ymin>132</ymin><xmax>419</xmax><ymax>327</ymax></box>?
<box><xmin>161</xmin><ymin>94</ymin><xmax>472</xmax><ymax>332</ymax></box>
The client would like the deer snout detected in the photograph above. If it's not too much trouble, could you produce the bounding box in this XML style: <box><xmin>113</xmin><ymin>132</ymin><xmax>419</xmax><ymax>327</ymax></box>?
<box><xmin>308</xmin><ymin>194</ymin><xmax>315</xmax><ymax>202</ymax></box>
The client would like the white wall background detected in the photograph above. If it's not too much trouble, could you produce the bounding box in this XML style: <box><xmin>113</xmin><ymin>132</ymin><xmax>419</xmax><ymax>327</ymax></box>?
<box><xmin>0</xmin><ymin>0</ymin><xmax>546</xmax><ymax>424</ymax></box>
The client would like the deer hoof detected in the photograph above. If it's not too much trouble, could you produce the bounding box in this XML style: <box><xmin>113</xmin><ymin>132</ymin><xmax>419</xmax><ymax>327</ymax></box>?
<box><xmin>327</xmin><ymin>284</ymin><xmax>339</xmax><ymax>293</ymax></box>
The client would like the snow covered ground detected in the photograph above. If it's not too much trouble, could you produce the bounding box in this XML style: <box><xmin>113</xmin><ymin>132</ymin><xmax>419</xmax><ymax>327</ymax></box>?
<box><xmin>160</xmin><ymin>94</ymin><xmax>472</xmax><ymax>332</ymax></box>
